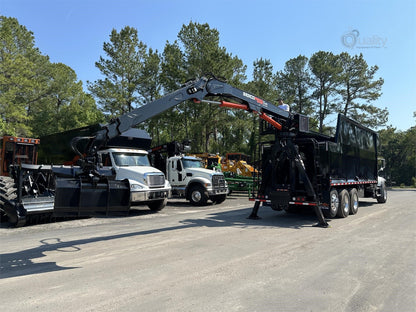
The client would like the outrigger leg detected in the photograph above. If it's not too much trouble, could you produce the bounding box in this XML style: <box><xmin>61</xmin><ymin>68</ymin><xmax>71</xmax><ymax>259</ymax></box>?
<box><xmin>313</xmin><ymin>206</ymin><xmax>329</xmax><ymax>228</ymax></box>
<box><xmin>248</xmin><ymin>201</ymin><xmax>261</xmax><ymax>220</ymax></box>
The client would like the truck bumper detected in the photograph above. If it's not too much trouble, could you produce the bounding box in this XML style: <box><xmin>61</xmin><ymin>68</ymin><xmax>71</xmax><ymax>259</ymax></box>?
<box><xmin>207</xmin><ymin>187</ymin><xmax>228</xmax><ymax>196</ymax></box>
<box><xmin>131</xmin><ymin>188</ymin><xmax>171</xmax><ymax>202</ymax></box>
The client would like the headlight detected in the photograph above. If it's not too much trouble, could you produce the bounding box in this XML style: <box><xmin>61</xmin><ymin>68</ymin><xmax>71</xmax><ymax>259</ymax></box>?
<box><xmin>130</xmin><ymin>184</ymin><xmax>144</xmax><ymax>191</ymax></box>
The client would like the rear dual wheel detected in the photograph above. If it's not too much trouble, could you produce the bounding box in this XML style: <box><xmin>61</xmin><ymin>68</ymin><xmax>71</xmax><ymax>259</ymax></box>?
<box><xmin>324</xmin><ymin>189</ymin><xmax>339</xmax><ymax>218</ymax></box>
<box><xmin>337</xmin><ymin>189</ymin><xmax>350</xmax><ymax>218</ymax></box>
<box><xmin>325</xmin><ymin>188</ymin><xmax>359</xmax><ymax>218</ymax></box>
<box><xmin>349</xmin><ymin>188</ymin><xmax>359</xmax><ymax>215</ymax></box>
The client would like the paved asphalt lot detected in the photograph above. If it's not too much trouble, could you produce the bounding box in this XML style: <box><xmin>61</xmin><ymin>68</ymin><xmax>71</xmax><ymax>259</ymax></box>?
<box><xmin>0</xmin><ymin>189</ymin><xmax>415</xmax><ymax>312</ymax></box>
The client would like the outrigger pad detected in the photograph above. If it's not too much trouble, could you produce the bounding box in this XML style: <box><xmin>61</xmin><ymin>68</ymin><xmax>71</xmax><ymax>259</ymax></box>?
<box><xmin>313</xmin><ymin>206</ymin><xmax>330</xmax><ymax>228</ymax></box>
<box><xmin>54</xmin><ymin>178</ymin><xmax>130</xmax><ymax>217</ymax></box>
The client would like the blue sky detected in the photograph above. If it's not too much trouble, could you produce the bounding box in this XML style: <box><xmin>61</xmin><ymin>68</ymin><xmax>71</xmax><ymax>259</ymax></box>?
<box><xmin>1</xmin><ymin>0</ymin><xmax>415</xmax><ymax>131</ymax></box>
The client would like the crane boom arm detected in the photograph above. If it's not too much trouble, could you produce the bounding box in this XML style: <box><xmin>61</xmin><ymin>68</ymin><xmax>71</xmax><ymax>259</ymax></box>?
<box><xmin>91</xmin><ymin>76</ymin><xmax>291</xmax><ymax>150</ymax></box>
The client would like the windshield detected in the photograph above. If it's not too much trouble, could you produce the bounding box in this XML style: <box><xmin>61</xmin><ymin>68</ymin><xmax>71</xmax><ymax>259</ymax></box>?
<box><xmin>113</xmin><ymin>152</ymin><xmax>150</xmax><ymax>167</ymax></box>
<box><xmin>182</xmin><ymin>158</ymin><xmax>204</xmax><ymax>169</ymax></box>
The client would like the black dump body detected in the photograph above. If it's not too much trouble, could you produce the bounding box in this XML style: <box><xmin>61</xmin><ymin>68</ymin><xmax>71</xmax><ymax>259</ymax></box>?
<box><xmin>299</xmin><ymin>114</ymin><xmax>378</xmax><ymax>187</ymax></box>
<box><xmin>329</xmin><ymin>114</ymin><xmax>378</xmax><ymax>182</ymax></box>
<box><xmin>258</xmin><ymin>114</ymin><xmax>379</xmax><ymax>206</ymax></box>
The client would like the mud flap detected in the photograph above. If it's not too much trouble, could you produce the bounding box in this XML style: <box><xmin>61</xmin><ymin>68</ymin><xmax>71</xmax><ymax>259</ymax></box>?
<box><xmin>53</xmin><ymin>177</ymin><xmax>131</xmax><ymax>217</ymax></box>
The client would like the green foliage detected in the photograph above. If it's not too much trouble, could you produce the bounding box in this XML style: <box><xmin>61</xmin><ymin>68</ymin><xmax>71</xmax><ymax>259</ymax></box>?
<box><xmin>146</xmin><ymin>21</ymin><xmax>247</xmax><ymax>153</ymax></box>
<box><xmin>88</xmin><ymin>26</ymin><xmax>148</xmax><ymax>117</ymax></box>
<box><xmin>0</xmin><ymin>16</ymin><xmax>46</xmax><ymax>136</ymax></box>
<box><xmin>277</xmin><ymin>55</ymin><xmax>314</xmax><ymax>116</ymax></box>
<box><xmin>30</xmin><ymin>63</ymin><xmax>104</xmax><ymax>136</ymax></box>
<box><xmin>379</xmin><ymin>126</ymin><xmax>416</xmax><ymax>186</ymax></box>
<box><xmin>337</xmin><ymin>52</ymin><xmax>386</xmax><ymax>128</ymax></box>
<box><xmin>3</xmin><ymin>17</ymin><xmax>404</xmax><ymax>179</ymax></box>
<box><xmin>0</xmin><ymin>16</ymin><xmax>103</xmax><ymax>137</ymax></box>
<box><xmin>308</xmin><ymin>51</ymin><xmax>342</xmax><ymax>134</ymax></box>
<box><xmin>305</xmin><ymin>51</ymin><xmax>388</xmax><ymax>134</ymax></box>
<box><xmin>244</xmin><ymin>58</ymin><xmax>278</xmax><ymax>157</ymax></box>
<box><xmin>247</xmin><ymin>58</ymin><xmax>276</xmax><ymax>99</ymax></box>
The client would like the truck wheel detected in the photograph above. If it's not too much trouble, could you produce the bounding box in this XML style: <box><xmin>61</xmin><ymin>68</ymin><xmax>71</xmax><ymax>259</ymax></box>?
<box><xmin>148</xmin><ymin>198</ymin><xmax>167</xmax><ymax>212</ymax></box>
<box><xmin>211</xmin><ymin>194</ymin><xmax>226</xmax><ymax>205</ymax></box>
<box><xmin>324</xmin><ymin>189</ymin><xmax>339</xmax><ymax>218</ymax></box>
<box><xmin>377</xmin><ymin>184</ymin><xmax>387</xmax><ymax>203</ymax></box>
<box><xmin>189</xmin><ymin>185</ymin><xmax>208</xmax><ymax>206</ymax></box>
<box><xmin>337</xmin><ymin>189</ymin><xmax>350</xmax><ymax>218</ymax></box>
<box><xmin>349</xmin><ymin>188</ymin><xmax>359</xmax><ymax>215</ymax></box>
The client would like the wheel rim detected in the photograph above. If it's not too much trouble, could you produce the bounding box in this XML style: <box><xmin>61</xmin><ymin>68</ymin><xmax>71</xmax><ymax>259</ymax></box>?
<box><xmin>330</xmin><ymin>192</ymin><xmax>339</xmax><ymax>214</ymax></box>
<box><xmin>191</xmin><ymin>190</ymin><xmax>202</xmax><ymax>203</ymax></box>
<box><xmin>343</xmin><ymin>195</ymin><xmax>350</xmax><ymax>215</ymax></box>
<box><xmin>352</xmin><ymin>194</ymin><xmax>358</xmax><ymax>212</ymax></box>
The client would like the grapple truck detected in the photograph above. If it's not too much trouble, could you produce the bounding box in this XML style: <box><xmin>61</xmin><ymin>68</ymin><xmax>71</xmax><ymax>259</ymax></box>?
<box><xmin>249</xmin><ymin>113</ymin><xmax>387</xmax><ymax>226</ymax></box>
<box><xmin>1</xmin><ymin>75</ymin><xmax>386</xmax><ymax>227</ymax></box>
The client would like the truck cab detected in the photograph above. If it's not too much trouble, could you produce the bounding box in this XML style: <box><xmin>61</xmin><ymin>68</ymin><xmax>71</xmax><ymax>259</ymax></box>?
<box><xmin>98</xmin><ymin>148</ymin><xmax>171</xmax><ymax>211</ymax></box>
<box><xmin>166</xmin><ymin>155</ymin><xmax>228</xmax><ymax>206</ymax></box>
<box><xmin>0</xmin><ymin>136</ymin><xmax>40</xmax><ymax>176</ymax></box>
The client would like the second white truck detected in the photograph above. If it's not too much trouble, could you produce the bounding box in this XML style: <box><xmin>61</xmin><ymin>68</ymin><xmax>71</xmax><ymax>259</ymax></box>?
<box><xmin>150</xmin><ymin>142</ymin><xmax>228</xmax><ymax>206</ymax></box>
<box><xmin>166</xmin><ymin>154</ymin><xmax>227</xmax><ymax>205</ymax></box>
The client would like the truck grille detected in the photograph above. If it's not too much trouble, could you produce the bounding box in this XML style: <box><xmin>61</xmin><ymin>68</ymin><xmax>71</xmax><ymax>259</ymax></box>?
<box><xmin>146</xmin><ymin>173</ymin><xmax>165</xmax><ymax>188</ymax></box>
<box><xmin>212</xmin><ymin>175</ymin><xmax>226</xmax><ymax>188</ymax></box>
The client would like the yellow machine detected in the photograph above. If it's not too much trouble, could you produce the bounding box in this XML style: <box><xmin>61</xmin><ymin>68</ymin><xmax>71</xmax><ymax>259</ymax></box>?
<box><xmin>189</xmin><ymin>152</ymin><xmax>257</xmax><ymax>177</ymax></box>
<box><xmin>221</xmin><ymin>153</ymin><xmax>257</xmax><ymax>177</ymax></box>
<box><xmin>188</xmin><ymin>153</ymin><xmax>222</xmax><ymax>170</ymax></box>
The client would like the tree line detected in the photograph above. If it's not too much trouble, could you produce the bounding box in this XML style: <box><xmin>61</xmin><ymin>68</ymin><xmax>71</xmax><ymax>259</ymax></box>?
<box><xmin>1</xmin><ymin>16</ymin><xmax>414</xmax><ymax>185</ymax></box>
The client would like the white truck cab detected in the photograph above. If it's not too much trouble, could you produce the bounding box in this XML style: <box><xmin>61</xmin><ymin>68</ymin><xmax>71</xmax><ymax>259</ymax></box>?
<box><xmin>167</xmin><ymin>155</ymin><xmax>228</xmax><ymax>206</ymax></box>
<box><xmin>98</xmin><ymin>148</ymin><xmax>171</xmax><ymax>211</ymax></box>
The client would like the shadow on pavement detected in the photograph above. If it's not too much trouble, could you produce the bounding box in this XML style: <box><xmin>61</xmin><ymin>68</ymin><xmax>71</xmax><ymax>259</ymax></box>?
<box><xmin>0</xmin><ymin>204</ymin><xmax>324</xmax><ymax>280</ymax></box>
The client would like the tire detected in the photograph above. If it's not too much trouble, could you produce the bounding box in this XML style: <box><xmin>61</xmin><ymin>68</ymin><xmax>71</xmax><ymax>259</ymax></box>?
<box><xmin>324</xmin><ymin>189</ymin><xmax>339</xmax><ymax>218</ymax></box>
<box><xmin>0</xmin><ymin>176</ymin><xmax>17</xmax><ymax>200</ymax></box>
<box><xmin>148</xmin><ymin>198</ymin><xmax>167</xmax><ymax>211</ymax></box>
<box><xmin>0</xmin><ymin>176</ymin><xmax>19</xmax><ymax>225</ymax></box>
<box><xmin>337</xmin><ymin>189</ymin><xmax>350</xmax><ymax>218</ymax></box>
<box><xmin>349</xmin><ymin>188</ymin><xmax>359</xmax><ymax>215</ymax></box>
<box><xmin>211</xmin><ymin>194</ymin><xmax>226</xmax><ymax>205</ymax></box>
<box><xmin>377</xmin><ymin>184</ymin><xmax>387</xmax><ymax>203</ymax></box>
<box><xmin>189</xmin><ymin>185</ymin><xmax>208</xmax><ymax>206</ymax></box>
